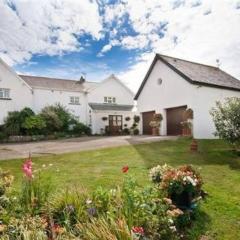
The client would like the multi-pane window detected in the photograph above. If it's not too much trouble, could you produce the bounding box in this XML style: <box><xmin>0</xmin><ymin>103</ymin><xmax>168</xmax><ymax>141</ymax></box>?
<box><xmin>69</xmin><ymin>96</ymin><xmax>80</xmax><ymax>105</ymax></box>
<box><xmin>104</xmin><ymin>96</ymin><xmax>116</xmax><ymax>104</ymax></box>
<box><xmin>0</xmin><ymin>88</ymin><xmax>10</xmax><ymax>99</ymax></box>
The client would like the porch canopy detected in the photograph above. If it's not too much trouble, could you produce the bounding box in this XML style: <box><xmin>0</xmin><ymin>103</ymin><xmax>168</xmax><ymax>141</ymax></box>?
<box><xmin>89</xmin><ymin>103</ymin><xmax>133</xmax><ymax>111</ymax></box>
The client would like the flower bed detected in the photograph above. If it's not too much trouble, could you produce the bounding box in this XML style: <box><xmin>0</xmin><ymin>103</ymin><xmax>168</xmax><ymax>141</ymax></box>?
<box><xmin>0</xmin><ymin>159</ymin><xmax>205</xmax><ymax>239</ymax></box>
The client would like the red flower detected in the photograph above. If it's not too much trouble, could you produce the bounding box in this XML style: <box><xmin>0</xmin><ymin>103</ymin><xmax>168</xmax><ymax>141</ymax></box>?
<box><xmin>122</xmin><ymin>165</ymin><xmax>129</xmax><ymax>173</ymax></box>
<box><xmin>132</xmin><ymin>226</ymin><xmax>144</xmax><ymax>235</ymax></box>
<box><xmin>22</xmin><ymin>158</ymin><xmax>33</xmax><ymax>179</ymax></box>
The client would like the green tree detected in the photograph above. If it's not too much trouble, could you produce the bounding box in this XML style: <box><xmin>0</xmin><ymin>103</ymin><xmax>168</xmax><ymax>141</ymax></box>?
<box><xmin>210</xmin><ymin>97</ymin><xmax>240</xmax><ymax>149</ymax></box>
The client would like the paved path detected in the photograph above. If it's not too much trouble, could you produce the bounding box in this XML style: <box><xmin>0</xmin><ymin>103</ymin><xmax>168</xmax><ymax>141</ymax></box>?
<box><xmin>0</xmin><ymin>135</ymin><xmax>177</xmax><ymax>160</ymax></box>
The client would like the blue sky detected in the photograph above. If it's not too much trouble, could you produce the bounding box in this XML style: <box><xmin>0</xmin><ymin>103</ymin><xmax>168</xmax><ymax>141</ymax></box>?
<box><xmin>0</xmin><ymin>0</ymin><xmax>240</xmax><ymax>91</ymax></box>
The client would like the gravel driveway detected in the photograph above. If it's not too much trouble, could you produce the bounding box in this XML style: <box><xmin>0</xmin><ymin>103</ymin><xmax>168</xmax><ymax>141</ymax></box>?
<box><xmin>0</xmin><ymin>135</ymin><xmax>178</xmax><ymax>160</ymax></box>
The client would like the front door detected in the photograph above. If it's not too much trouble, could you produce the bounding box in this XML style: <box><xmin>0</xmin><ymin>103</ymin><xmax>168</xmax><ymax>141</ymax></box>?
<box><xmin>109</xmin><ymin>115</ymin><xmax>122</xmax><ymax>135</ymax></box>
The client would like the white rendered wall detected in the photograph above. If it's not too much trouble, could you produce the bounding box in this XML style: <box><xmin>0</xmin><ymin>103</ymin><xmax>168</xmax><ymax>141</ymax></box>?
<box><xmin>88</xmin><ymin>76</ymin><xmax>135</xmax><ymax>133</ymax></box>
<box><xmin>88</xmin><ymin>77</ymin><xmax>134</xmax><ymax>105</ymax></box>
<box><xmin>0</xmin><ymin>60</ymin><xmax>33</xmax><ymax>124</ymax></box>
<box><xmin>91</xmin><ymin>110</ymin><xmax>135</xmax><ymax>134</ymax></box>
<box><xmin>192</xmin><ymin>86</ymin><xmax>240</xmax><ymax>139</ymax></box>
<box><xmin>136</xmin><ymin>59</ymin><xmax>240</xmax><ymax>138</ymax></box>
<box><xmin>32</xmin><ymin>88</ymin><xmax>88</xmax><ymax>124</ymax></box>
<box><xmin>137</xmin><ymin>60</ymin><xmax>194</xmax><ymax>135</ymax></box>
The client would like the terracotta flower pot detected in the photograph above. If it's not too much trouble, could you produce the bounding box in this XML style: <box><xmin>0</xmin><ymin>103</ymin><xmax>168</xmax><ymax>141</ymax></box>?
<box><xmin>182</xmin><ymin>128</ymin><xmax>192</xmax><ymax>136</ymax></box>
<box><xmin>152</xmin><ymin>127</ymin><xmax>159</xmax><ymax>136</ymax></box>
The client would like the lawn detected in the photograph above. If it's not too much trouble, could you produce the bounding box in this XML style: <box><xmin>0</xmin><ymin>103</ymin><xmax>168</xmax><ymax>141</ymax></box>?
<box><xmin>0</xmin><ymin>138</ymin><xmax>240</xmax><ymax>239</ymax></box>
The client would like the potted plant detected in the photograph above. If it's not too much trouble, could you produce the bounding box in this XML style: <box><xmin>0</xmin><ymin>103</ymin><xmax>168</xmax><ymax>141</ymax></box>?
<box><xmin>149</xmin><ymin>164</ymin><xmax>203</xmax><ymax>210</ymax></box>
<box><xmin>181</xmin><ymin>121</ymin><xmax>192</xmax><ymax>136</ymax></box>
<box><xmin>149</xmin><ymin>113</ymin><xmax>163</xmax><ymax>136</ymax></box>
<box><xmin>102</xmin><ymin>116</ymin><xmax>108</xmax><ymax>121</ymax></box>
<box><xmin>125</xmin><ymin>116</ymin><xmax>131</xmax><ymax>121</ymax></box>
<box><xmin>181</xmin><ymin>108</ymin><xmax>193</xmax><ymax>136</ymax></box>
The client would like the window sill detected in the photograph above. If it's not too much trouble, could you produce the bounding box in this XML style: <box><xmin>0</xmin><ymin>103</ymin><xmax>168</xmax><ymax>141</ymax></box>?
<box><xmin>0</xmin><ymin>98</ymin><xmax>12</xmax><ymax>100</ymax></box>
<box><xmin>69</xmin><ymin>103</ymin><xmax>80</xmax><ymax>105</ymax></box>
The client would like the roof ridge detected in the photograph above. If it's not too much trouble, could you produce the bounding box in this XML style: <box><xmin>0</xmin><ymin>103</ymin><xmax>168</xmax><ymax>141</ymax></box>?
<box><xmin>19</xmin><ymin>74</ymin><xmax>100</xmax><ymax>84</ymax></box>
<box><xmin>157</xmin><ymin>53</ymin><xmax>219</xmax><ymax>69</ymax></box>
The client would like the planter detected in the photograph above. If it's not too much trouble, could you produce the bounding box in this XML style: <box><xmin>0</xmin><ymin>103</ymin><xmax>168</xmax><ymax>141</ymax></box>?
<box><xmin>171</xmin><ymin>191</ymin><xmax>193</xmax><ymax>210</ymax></box>
<box><xmin>182</xmin><ymin>128</ymin><xmax>192</xmax><ymax>136</ymax></box>
<box><xmin>152</xmin><ymin>127</ymin><xmax>159</xmax><ymax>136</ymax></box>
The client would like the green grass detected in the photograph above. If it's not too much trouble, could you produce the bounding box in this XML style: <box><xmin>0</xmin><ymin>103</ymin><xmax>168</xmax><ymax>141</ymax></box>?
<box><xmin>0</xmin><ymin>138</ymin><xmax>240</xmax><ymax>239</ymax></box>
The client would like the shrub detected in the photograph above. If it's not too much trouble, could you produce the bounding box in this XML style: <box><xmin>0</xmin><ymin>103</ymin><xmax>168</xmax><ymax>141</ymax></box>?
<box><xmin>40</xmin><ymin>104</ymin><xmax>77</xmax><ymax>134</ymax></box>
<box><xmin>48</xmin><ymin>188</ymin><xmax>88</xmax><ymax>229</ymax></box>
<box><xmin>3</xmin><ymin>107</ymin><xmax>35</xmax><ymax>136</ymax></box>
<box><xmin>22</xmin><ymin>115</ymin><xmax>46</xmax><ymax>135</ymax></box>
<box><xmin>122</xmin><ymin>127</ymin><xmax>130</xmax><ymax>135</ymax></box>
<box><xmin>0</xmin><ymin>131</ymin><xmax>7</xmax><ymax>142</ymax></box>
<box><xmin>133</xmin><ymin>115</ymin><xmax>140</xmax><ymax>123</ymax></box>
<box><xmin>150</xmin><ymin>164</ymin><xmax>203</xmax><ymax>210</ymax></box>
<box><xmin>53</xmin><ymin>104</ymin><xmax>73</xmax><ymax>132</ymax></box>
<box><xmin>101</xmin><ymin>116</ymin><xmax>108</xmax><ymax>121</ymax></box>
<box><xmin>72</xmin><ymin>122</ymin><xmax>91</xmax><ymax>135</ymax></box>
<box><xmin>210</xmin><ymin>97</ymin><xmax>240</xmax><ymax>149</ymax></box>
<box><xmin>133</xmin><ymin>128</ymin><xmax>139</xmax><ymax>135</ymax></box>
<box><xmin>40</xmin><ymin>106</ymin><xmax>63</xmax><ymax>134</ymax></box>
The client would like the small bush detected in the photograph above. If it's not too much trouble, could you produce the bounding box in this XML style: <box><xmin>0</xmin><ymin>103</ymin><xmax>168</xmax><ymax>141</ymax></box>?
<box><xmin>3</xmin><ymin>107</ymin><xmax>35</xmax><ymax>136</ymax></box>
<box><xmin>133</xmin><ymin>115</ymin><xmax>140</xmax><ymax>123</ymax></box>
<box><xmin>72</xmin><ymin>122</ymin><xmax>91</xmax><ymax>135</ymax></box>
<box><xmin>133</xmin><ymin>128</ymin><xmax>139</xmax><ymax>135</ymax></box>
<box><xmin>122</xmin><ymin>128</ymin><xmax>130</xmax><ymax>135</ymax></box>
<box><xmin>22</xmin><ymin>115</ymin><xmax>46</xmax><ymax>135</ymax></box>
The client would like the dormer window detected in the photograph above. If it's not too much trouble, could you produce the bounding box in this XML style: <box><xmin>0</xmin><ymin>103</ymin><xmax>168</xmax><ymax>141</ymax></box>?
<box><xmin>69</xmin><ymin>96</ymin><xmax>80</xmax><ymax>105</ymax></box>
<box><xmin>104</xmin><ymin>96</ymin><xmax>116</xmax><ymax>104</ymax></box>
<box><xmin>0</xmin><ymin>88</ymin><xmax>10</xmax><ymax>99</ymax></box>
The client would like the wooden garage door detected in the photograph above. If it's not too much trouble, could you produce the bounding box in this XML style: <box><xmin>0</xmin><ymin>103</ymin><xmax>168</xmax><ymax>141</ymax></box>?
<box><xmin>167</xmin><ymin>106</ymin><xmax>187</xmax><ymax>135</ymax></box>
<box><xmin>142</xmin><ymin>111</ymin><xmax>155</xmax><ymax>135</ymax></box>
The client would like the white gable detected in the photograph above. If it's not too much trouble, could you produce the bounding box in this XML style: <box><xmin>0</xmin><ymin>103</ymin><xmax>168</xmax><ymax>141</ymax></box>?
<box><xmin>0</xmin><ymin>59</ymin><xmax>33</xmax><ymax>123</ymax></box>
<box><xmin>88</xmin><ymin>74</ymin><xmax>134</xmax><ymax>105</ymax></box>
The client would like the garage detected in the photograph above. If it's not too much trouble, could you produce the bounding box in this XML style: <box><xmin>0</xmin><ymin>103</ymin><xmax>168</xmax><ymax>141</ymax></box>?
<box><xmin>166</xmin><ymin>106</ymin><xmax>187</xmax><ymax>135</ymax></box>
<box><xmin>142</xmin><ymin>111</ymin><xmax>155</xmax><ymax>135</ymax></box>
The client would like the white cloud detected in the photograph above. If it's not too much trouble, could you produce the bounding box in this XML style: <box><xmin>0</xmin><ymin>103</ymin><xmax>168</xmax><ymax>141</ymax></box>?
<box><xmin>0</xmin><ymin>0</ymin><xmax>102</xmax><ymax>65</ymax></box>
<box><xmin>0</xmin><ymin>0</ymin><xmax>240</xmax><ymax>92</ymax></box>
<box><xmin>111</xmin><ymin>0</ymin><xmax>240</xmax><ymax>92</ymax></box>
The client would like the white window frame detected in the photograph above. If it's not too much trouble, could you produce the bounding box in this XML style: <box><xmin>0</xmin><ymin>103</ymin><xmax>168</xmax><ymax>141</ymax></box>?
<box><xmin>0</xmin><ymin>88</ymin><xmax>10</xmax><ymax>99</ymax></box>
<box><xmin>69</xmin><ymin>96</ymin><xmax>80</xmax><ymax>105</ymax></box>
<box><xmin>104</xmin><ymin>96</ymin><xmax>116</xmax><ymax>104</ymax></box>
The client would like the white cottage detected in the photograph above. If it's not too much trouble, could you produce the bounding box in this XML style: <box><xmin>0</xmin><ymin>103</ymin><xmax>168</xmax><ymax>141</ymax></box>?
<box><xmin>0</xmin><ymin>58</ymin><xmax>135</xmax><ymax>135</ymax></box>
<box><xmin>135</xmin><ymin>54</ymin><xmax>240</xmax><ymax>139</ymax></box>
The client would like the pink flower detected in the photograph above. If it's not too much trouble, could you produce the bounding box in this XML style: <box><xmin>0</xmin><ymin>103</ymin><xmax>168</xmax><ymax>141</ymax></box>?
<box><xmin>122</xmin><ymin>165</ymin><xmax>129</xmax><ymax>173</ymax></box>
<box><xmin>22</xmin><ymin>158</ymin><xmax>33</xmax><ymax>179</ymax></box>
<box><xmin>132</xmin><ymin>226</ymin><xmax>144</xmax><ymax>235</ymax></box>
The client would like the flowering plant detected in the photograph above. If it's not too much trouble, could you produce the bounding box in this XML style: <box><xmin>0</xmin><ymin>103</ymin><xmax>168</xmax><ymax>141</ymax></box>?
<box><xmin>122</xmin><ymin>165</ymin><xmax>129</xmax><ymax>173</ymax></box>
<box><xmin>149</xmin><ymin>164</ymin><xmax>170</xmax><ymax>183</ymax></box>
<box><xmin>22</xmin><ymin>158</ymin><xmax>33</xmax><ymax>179</ymax></box>
<box><xmin>150</xmin><ymin>165</ymin><xmax>203</xmax><ymax>210</ymax></box>
<box><xmin>161</xmin><ymin>165</ymin><xmax>202</xmax><ymax>195</ymax></box>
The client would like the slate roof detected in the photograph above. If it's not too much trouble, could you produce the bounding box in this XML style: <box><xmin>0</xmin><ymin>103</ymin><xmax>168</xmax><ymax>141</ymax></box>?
<box><xmin>89</xmin><ymin>103</ymin><xmax>133</xmax><ymax>111</ymax></box>
<box><xmin>135</xmin><ymin>54</ymin><xmax>240</xmax><ymax>100</ymax></box>
<box><xmin>19</xmin><ymin>75</ymin><xmax>99</xmax><ymax>92</ymax></box>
